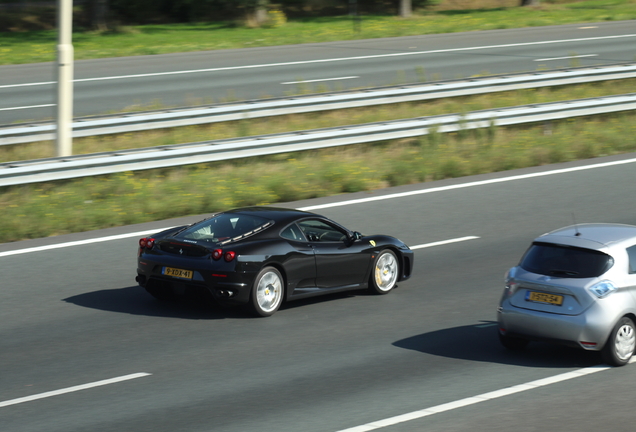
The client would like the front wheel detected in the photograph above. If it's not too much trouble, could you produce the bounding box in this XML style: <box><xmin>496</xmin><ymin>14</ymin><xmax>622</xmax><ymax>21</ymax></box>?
<box><xmin>369</xmin><ymin>250</ymin><xmax>399</xmax><ymax>294</ymax></box>
<box><xmin>250</xmin><ymin>267</ymin><xmax>284</xmax><ymax>317</ymax></box>
<box><xmin>602</xmin><ymin>317</ymin><xmax>636</xmax><ymax>366</ymax></box>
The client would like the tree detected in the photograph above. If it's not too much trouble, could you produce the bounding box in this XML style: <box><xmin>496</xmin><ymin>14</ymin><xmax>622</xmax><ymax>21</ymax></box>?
<box><xmin>241</xmin><ymin>0</ymin><xmax>270</xmax><ymax>26</ymax></box>
<box><xmin>400</xmin><ymin>0</ymin><xmax>412</xmax><ymax>17</ymax></box>
<box><xmin>255</xmin><ymin>0</ymin><xmax>269</xmax><ymax>24</ymax></box>
<box><xmin>88</xmin><ymin>0</ymin><xmax>109</xmax><ymax>30</ymax></box>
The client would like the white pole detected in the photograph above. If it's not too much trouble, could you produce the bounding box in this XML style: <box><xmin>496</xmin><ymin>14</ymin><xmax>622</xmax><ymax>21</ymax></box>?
<box><xmin>56</xmin><ymin>0</ymin><xmax>74</xmax><ymax>157</ymax></box>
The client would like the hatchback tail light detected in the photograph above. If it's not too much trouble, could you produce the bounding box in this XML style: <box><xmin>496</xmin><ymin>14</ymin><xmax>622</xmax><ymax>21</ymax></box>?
<box><xmin>589</xmin><ymin>280</ymin><xmax>616</xmax><ymax>298</ymax></box>
<box><xmin>503</xmin><ymin>280</ymin><xmax>519</xmax><ymax>298</ymax></box>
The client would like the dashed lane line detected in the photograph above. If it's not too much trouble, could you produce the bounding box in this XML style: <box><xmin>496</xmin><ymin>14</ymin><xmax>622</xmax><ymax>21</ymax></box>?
<box><xmin>0</xmin><ymin>373</ymin><xmax>152</xmax><ymax>408</ymax></box>
<box><xmin>335</xmin><ymin>362</ymin><xmax>636</xmax><ymax>432</ymax></box>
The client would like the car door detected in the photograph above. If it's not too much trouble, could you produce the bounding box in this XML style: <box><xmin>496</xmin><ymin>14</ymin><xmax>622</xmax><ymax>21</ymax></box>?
<box><xmin>297</xmin><ymin>219</ymin><xmax>371</xmax><ymax>289</ymax></box>
<box><xmin>279</xmin><ymin>223</ymin><xmax>317</xmax><ymax>292</ymax></box>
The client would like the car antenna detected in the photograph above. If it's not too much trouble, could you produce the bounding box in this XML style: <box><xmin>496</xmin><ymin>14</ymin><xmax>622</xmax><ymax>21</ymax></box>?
<box><xmin>572</xmin><ymin>213</ymin><xmax>581</xmax><ymax>236</ymax></box>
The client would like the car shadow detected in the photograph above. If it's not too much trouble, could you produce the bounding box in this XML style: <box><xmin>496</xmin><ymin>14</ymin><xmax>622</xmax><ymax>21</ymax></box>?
<box><xmin>393</xmin><ymin>321</ymin><xmax>602</xmax><ymax>368</ymax></box>
<box><xmin>63</xmin><ymin>286</ymin><xmax>247</xmax><ymax>320</ymax></box>
<box><xmin>63</xmin><ymin>285</ymin><xmax>358</xmax><ymax>319</ymax></box>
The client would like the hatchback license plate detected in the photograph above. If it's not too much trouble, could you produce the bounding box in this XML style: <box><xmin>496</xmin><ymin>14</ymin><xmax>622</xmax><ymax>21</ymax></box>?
<box><xmin>163</xmin><ymin>267</ymin><xmax>193</xmax><ymax>280</ymax></box>
<box><xmin>526</xmin><ymin>291</ymin><xmax>563</xmax><ymax>306</ymax></box>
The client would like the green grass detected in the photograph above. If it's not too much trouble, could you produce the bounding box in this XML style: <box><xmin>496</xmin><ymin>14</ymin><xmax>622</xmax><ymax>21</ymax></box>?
<box><xmin>1</xmin><ymin>110</ymin><xmax>635</xmax><ymax>243</ymax></box>
<box><xmin>1</xmin><ymin>0</ymin><xmax>635</xmax><ymax>65</ymax></box>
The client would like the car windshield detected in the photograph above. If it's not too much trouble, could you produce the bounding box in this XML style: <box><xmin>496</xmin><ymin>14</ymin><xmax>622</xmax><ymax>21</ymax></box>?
<box><xmin>177</xmin><ymin>213</ymin><xmax>272</xmax><ymax>243</ymax></box>
<box><xmin>519</xmin><ymin>242</ymin><xmax>614</xmax><ymax>278</ymax></box>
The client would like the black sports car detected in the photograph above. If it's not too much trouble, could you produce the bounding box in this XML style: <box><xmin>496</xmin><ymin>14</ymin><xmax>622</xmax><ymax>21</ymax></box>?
<box><xmin>136</xmin><ymin>207</ymin><xmax>414</xmax><ymax>316</ymax></box>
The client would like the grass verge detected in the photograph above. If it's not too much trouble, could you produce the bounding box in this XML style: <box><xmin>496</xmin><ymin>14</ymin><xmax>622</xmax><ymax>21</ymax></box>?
<box><xmin>1</xmin><ymin>109</ymin><xmax>635</xmax><ymax>243</ymax></box>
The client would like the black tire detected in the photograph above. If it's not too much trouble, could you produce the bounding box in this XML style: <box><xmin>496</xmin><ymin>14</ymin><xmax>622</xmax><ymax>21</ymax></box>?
<box><xmin>499</xmin><ymin>333</ymin><xmax>529</xmax><ymax>350</ymax></box>
<box><xmin>368</xmin><ymin>250</ymin><xmax>399</xmax><ymax>295</ymax></box>
<box><xmin>250</xmin><ymin>267</ymin><xmax>284</xmax><ymax>317</ymax></box>
<box><xmin>601</xmin><ymin>317</ymin><xmax>636</xmax><ymax>366</ymax></box>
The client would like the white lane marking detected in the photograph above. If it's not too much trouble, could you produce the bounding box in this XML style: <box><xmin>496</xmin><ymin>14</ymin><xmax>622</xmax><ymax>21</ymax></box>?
<box><xmin>0</xmin><ymin>34</ymin><xmax>634</xmax><ymax>89</ymax></box>
<box><xmin>0</xmin><ymin>81</ymin><xmax>55</xmax><ymax>89</ymax></box>
<box><xmin>299</xmin><ymin>156</ymin><xmax>636</xmax><ymax>211</ymax></box>
<box><xmin>281</xmin><ymin>76</ymin><xmax>359</xmax><ymax>85</ymax></box>
<box><xmin>0</xmin><ymin>229</ymin><xmax>165</xmax><ymax>258</ymax></box>
<box><xmin>0</xmin><ymin>103</ymin><xmax>55</xmax><ymax>112</ymax></box>
<box><xmin>0</xmin><ymin>373</ymin><xmax>151</xmax><ymax>408</ymax></box>
<box><xmin>410</xmin><ymin>236</ymin><xmax>479</xmax><ymax>249</ymax></box>
<box><xmin>336</xmin><ymin>365</ymin><xmax>616</xmax><ymax>432</ymax></box>
<box><xmin>535</xmin><ymin>54</ymin><xmax>598</xmax><ymax>61</ymax></box>
<box><xmin>2</xmin><ymin>156</ymin><xmax>636</xmax><ymax>257</ymax></box>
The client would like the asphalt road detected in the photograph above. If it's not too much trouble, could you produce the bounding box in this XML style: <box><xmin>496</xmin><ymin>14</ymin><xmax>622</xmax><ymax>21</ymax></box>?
<box><xmin>1</xmin><ymin>20</ymin><xmax>635</xmax><ymax>123</ymax></box>
<box><xmin>2</xmin><ymin>152</ymin><xmax>636</xmax><ymax>431</ymax></box>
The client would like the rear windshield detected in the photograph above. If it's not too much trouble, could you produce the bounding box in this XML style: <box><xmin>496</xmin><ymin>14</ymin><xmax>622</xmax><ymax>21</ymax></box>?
<box><xmin>177</xmin><ymin>213</ymin><xmax>272</xmax><ymax>243</ymax></box>
<box><xmin>520</xmin><ymin>242</ymin><xmax>614</xmax><ymax>278</ymax></box>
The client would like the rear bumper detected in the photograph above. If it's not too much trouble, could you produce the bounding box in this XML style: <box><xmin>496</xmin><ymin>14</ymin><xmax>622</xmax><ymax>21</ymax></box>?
<box><xmin>497</xmin><ymin>299</ymin><xmax>613</xmax><ymax>351</ymax></box>
<box><xmin>136</xmin><ymin>259</ymin><xmax>256</xmax><ymax>305</ymax></box>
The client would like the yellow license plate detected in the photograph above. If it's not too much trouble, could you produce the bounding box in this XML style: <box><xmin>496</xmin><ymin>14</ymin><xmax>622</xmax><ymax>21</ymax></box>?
<box><xmin>526</xmin><ymin>291</ymin><xmax>563</xmax><ymax>306</ymax></box>
<box><xmin>163</xmin><ymin>267</ymin><xmax>193</xmax><ymax>280</ymax></box>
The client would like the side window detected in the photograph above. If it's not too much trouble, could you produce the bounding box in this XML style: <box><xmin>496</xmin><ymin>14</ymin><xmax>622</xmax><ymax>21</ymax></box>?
<box><xmin>627</xmin><ymin>245</ymin><xmax>636</xmax><ymax>274</ymax></box>
<box><xmin>280</xmin><ymin>224</ymin><xmax>305</xmax><ymax>242</ymax></box>
<box><xmin>297</xmin><ymin>219</ymin><xmax>347</xmax><ymax>242</ymax></box>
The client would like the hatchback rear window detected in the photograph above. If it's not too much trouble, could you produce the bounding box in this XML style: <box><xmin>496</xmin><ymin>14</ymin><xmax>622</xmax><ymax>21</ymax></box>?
<box><xmin>520</xmin><ymin>242</ymin><xmax>614</xmax><ymax>278</ymax></box>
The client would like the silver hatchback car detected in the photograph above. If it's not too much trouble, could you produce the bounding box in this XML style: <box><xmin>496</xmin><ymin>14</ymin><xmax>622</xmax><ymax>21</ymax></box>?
<box><xmin>497</xmin><ymin>223</ymin><xmax>636</xmax><ymax>366</ymax></box>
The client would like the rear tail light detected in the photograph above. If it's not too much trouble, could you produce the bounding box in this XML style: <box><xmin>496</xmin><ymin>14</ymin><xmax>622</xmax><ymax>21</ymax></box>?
<box><xmin>224</xmin><ymin>251</ymin><xmax>236</xmax><ymax>262</ymax></box>
<box><xmin>211</xmin><ymin>249</ymin><xmax>236</xmax><ymax>262</ymax></box>
<box><xmin>139</xmin><ymin>237</ymin><xmax>155</xmax><ymax>250</ymax></box>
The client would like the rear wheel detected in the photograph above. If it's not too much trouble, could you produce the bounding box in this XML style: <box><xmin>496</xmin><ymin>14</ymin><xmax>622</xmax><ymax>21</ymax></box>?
<box><xmin>368</xmin><ymin>250</ymin><xmax>399</xmax><ymax>294</ymax></box>
<box><xmin>250</xmin><ymin>267</ymin><xmax>284</xmax><ymax>317</ymax></box>
<box><xmin>602</xmin><ymin>317</ymin><xmax>636</xmax><ymax>366</ymax></box>
<box><xmin>499</xmin><ymin>333</ymin><xmax>529</xmax><ymax>350</ymax></box>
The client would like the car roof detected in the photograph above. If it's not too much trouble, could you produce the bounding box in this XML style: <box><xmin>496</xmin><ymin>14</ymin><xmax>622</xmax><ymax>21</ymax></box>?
<box><xmin>223</xmin><ymin>206</ymin><xmax>321</xmax><ymax>225</ymax></box>
<box><xmin>535</xmin><ymin>223</ymin><xmax>636</xmax><ymax>251</ymax></box>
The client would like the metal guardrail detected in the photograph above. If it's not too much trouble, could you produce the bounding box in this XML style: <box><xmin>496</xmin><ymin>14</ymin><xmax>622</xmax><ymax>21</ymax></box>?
<box><xmin>2</xmin><ymin>63</ymin><xmax>636</xmax><ymax>146</ymax></box>
<box><xmin>1</xmin><ymin>93</ymin><xmax>635</xmax><ymax>187</ymax></box>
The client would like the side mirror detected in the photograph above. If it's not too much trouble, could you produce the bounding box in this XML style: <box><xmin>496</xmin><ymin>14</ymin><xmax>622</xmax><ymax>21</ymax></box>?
<box><xmin>348</xmin><ymin>231</ymin><xmax>363</xmax><ymax>241</ymax></box>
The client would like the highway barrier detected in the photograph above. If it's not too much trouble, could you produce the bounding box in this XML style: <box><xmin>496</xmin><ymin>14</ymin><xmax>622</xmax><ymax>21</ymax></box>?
<box><xmin>1</xmin><ymin>93</ymin><xmax>635</xmax><ymax>187</ymax></box>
